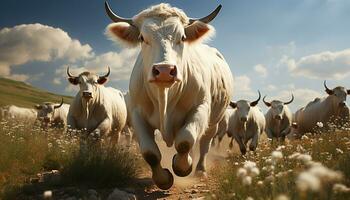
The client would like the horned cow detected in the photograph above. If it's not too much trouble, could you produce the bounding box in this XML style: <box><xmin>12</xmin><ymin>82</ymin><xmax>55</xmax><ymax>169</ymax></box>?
<box><xmin>293</xmin><ymin>81</ymin><xmax>350</xmax><ymax>135</ymax></box>
<box><xmin>227</xmin><ymin>91</ymin><xmax>265</xmax><ymax>155</ymax></box>
<box><xmin>263</xmin><ymin>94</ymin><xmax>294</xmax><ymax>141</ymax></box>
<box><xmin>35</xmin><ymin>98</ymin><xmax>70</xmax><ymax>128</ymax></box>
<box><xmin>105</xmin><ymin>2</ymin><xmax>234</xmax><ymax>189</ymax></box>
<box><xmin>66</xmin><ymin>67</ymin><xmax>127</xmax><ymax>143</ymax></box>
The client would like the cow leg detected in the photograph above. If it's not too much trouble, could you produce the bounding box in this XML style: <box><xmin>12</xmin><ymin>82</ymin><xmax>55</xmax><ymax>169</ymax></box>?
<box><xmin>249</xmin><ymin>130</ymin><xmax>259</xmax><ymax>151</ymax></box>
<box><xmin>173</xmin><ymin>104</ymin><xmax>209</xmax><ymax>177</ymax></box>
<box><xmin>266</xmin><ymin>128</ymin><xmax>273</xmax><ymax>139</ymax></box>
<box><xmin>229</xmin><ymin>137</ymin><xmax>234</xmax><ymax>149</ymax></box>
<box><xmin>234</xmin><ymin>134</ymin><xmax>246</xmax><ymax>155</ymax></box>
<box><xmin>195</xmin><ymin>124</ymin><xmax>218</xmax><ymax>176</ymax></box>
<box><xmin>132</xmin><ymin>111</ymin><xmax>173</xmax><ymax>190</ymax></box>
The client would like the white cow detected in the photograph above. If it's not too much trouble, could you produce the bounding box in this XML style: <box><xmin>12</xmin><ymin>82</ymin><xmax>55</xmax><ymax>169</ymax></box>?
<box><xmin>227</xmin><ymin>91</ymin><xmax>265</xmax><ymax>155</ymax></box>
<box><xmin>0</xmin><ymin>105</ymin><xmax>37</xmax><ymax>123</ymax></box>
<box><xmin>211</xmin><ymin>108</ymin><xmax>234</xmax><ymax>148</ymax></box>
<box><xmin>294</xmin><ymin>81</ymin><xmax>350</xmax><ymax>135</ymax></box>
<box><xmin>35</xmin><ymin>98</ymin><xmax>70</xmax><ymax>128</ymax></box>
<box><xmin>66</xmin><ymin>67</ymin><xmax>127</xmax><ymax>143</ymax></box>
<box><xmin>263</xmin><ymin>94</ymin><xmax>294</xmax><ymax>141</ymax></box>
<box><xmin>105</xmin><ymin>2</ymin><xmax>234</xmax><ymax>189</ymax></box>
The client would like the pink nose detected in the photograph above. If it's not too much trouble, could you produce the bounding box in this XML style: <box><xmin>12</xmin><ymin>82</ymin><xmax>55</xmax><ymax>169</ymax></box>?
<box><xmin>151</xmin><ymin>64</ymin><xmax>177</xmax><ymax>83</ymax></box>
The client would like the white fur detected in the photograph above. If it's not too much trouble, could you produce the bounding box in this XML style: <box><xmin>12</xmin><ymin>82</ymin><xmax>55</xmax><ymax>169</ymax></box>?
<box><xmin>0</xmin><ymin>105</ymin><xmax>37</xmax><ymax>123</ymax></box>
<box><xmin>294</xmin><ymin>87</ymin><xmax>349</xmax><ymax>135</ymax></box>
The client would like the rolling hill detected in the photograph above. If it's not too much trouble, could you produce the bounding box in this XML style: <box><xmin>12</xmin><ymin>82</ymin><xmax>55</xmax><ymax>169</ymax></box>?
<box><xmin>0</xmin><ymin>77</ymin><xmax>72</xmax><ymax>108</ymax></box>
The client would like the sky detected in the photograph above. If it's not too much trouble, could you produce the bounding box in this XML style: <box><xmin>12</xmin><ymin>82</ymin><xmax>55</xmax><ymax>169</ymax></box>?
<box><xmin>0</xmin><ymin>0</ymin><xmax>350</xmax><ymax>112</ymax></box>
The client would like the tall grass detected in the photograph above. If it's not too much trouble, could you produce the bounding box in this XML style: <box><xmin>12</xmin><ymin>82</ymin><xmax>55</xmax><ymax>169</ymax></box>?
<box><xmin>213</xmin><ymin>123</ymin><xmax>350</xmax><ymax>200</ymax></box>
<box><xmin>0</xmin><ymin>119</ymin><xmax>140</xmax><ymax>199</ymax></box>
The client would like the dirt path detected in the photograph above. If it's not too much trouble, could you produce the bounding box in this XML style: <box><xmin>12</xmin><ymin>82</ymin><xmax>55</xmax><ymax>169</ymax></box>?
<box><xmin>131</xmin><ymin>135</ymin><xmax>237</xmax><ymax>200</ymax></box>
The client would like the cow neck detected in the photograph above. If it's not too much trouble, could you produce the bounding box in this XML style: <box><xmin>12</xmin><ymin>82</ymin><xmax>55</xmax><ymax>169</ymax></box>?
<box><xmin>81</xmin><ymin>88</ymin><xmax>99</xmax><ymax>120</ymax></box>
<box><xmin>324</xmin><ymin>95</ymin><xmax>340</xmax><ymax>118</ymax></box>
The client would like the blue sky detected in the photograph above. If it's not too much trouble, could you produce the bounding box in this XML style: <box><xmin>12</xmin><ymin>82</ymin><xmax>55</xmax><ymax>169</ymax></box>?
<box><xmin>0</xmin><ymin>0</ymin><xmax>350</xmax><ymax>111</ymax></box>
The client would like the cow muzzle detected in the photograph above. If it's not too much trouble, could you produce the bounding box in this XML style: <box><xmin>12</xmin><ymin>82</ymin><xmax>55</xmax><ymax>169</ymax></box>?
<box><xmin>240</xmin><ymin>117</ymin><xmax>248</xmax><ymax>122</ymax></box>
<box><xmin>274</xmin><ymin>115</ymin><xmax>282</xmax><ymax>120</ymax></box>
<box><xmin>149</xmin><ymin>64</ymin><xmax>180</xmax><ymax>85</ymax></box>
<box><xmin>82</xmin><ymin>91</ymin><xmax>93</xmax><ymax>99</ymax></box>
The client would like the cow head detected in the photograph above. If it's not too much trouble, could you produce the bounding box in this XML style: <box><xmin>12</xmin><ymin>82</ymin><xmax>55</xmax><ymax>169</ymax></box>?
<box><xmin>67</xmin><ymin>67</ymin><xmax>110</xmax><ymax>101</ymax></box>
<box><xmin>230</xmin><ymin>91</ymin><xmax>261</xmax><ymax>123</ymax></box>
<box><xmin>263</xmin><ymin>94</ymin><xmax>294</xmax><ymax>121</ymax></box>
<box><xmin>324</xmin><ymin>80</ymin><xmax>349</xmax><ymax>108</ymax></box>
<box><xmin>35</xmin><ymin>98</ymin><xmax>64</xmax><ymax>123</ymax></box>
<box><xmin>105</xmin><ymin>2</ymin><xmax>220</xmax><ymax>88</ymax></box>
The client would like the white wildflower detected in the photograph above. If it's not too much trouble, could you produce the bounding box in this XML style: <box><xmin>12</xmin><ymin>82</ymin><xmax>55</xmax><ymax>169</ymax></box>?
<box><xmin>296</xmin><ymin>172</ymin><xmax>321</xmax><ymax>192</ymax></box>
<box><xmin>246</xmin><ymin>197</ymin><xmax>254</xmax><ymax>200</ymax></box>
<box><xmin>333</xmin><ymin>183</ymin><xmax>350</xmax><ymax>193</ymax></box>
<box><xmin>242</xmin><ymin>176</ymin><xmax>252</xmax><ymax>186</ymax></box>
<box><xmin>257</xmin><ymin>180</ymin><xmax>263</xmax><ymax>186</ymax></box>
<box><xmin>271</xmin><ymin>151</ymin><xmax>283</xmax><ymax>163</ymax></box>
<box><xmin>336</xmin><ymin>148</ymin><xmax>344</xmax><ymax>154</ymax></box>
<box><xmin>301</xmin><ymin>135</ymin><xmax>309</xmax><ymax>140</ymax></box>
<box><xmin>275</xmin><ymin>194</ymin><xmax>290</xmax><ymax>200</ymax></box>
<box><xmin>297</xmin><ymin>154</ymin><xmax>312</xmax><ymax>164</ymax></box>
<box><xmin>308</xmin><ymin>165</ymin><xmax>343</xmax><ymax>182</ymax></box>
<box><xmin>243</xmin><ymin>161</ymin><xmax>257</xmax><ymax>171</ymax></box>
<box><xmin>43</xmin><ymin>190</ymin><xmax>52</xmax><ymax>199</ymax></box>
<box><xmin>288</xmin><ymin>152</ymin><xmax>301</xmax><ymax>159</ymax></box>
<box><xmin>250</xmin><ymin>167</ymin><xmax>260</xmax><ymax>177</ymax></box>
<box><xmin>316</xmin><ymin>122</ymin><xmax>324</xmax><ymax>128</ymax></box>
<box><xmin>237</xmin><ymin>168</ymin><xmax>247</xmax><ymax>178</ymax></box>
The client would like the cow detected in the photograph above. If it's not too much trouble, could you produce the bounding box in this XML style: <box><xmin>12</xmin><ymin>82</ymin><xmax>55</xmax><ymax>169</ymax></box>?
<box><xmin>0</xmin><ymin>105</ymin><xmax>37</xmax><ymax>123</ymax></box>
<box><xmin>211</xmin><ymin>108</ymin><xmax>234</xmax><ymax>148</ymax></box>
<box><xmin>293</xmin><ymin>80</ymin><xmax>350</xmax><ymax>135</ymax></box>
<box><xmin>105</xmin><ymin>2</ymin><xmax>234</xmax><ymax>189</ymax></box>
<box><xmin>66</xmin><ymin>67</ymin><xmax>127</xmax><ymax>143</ymax></box>
<box><xmin>227</xmin><ymin>91</ymin><xmax>265</xmax><ymax>155</ymax></box>
<box><xmin>34</xmin><ymin>98</ymin><xmax>70</xmax><ymax>128</ymax></box>
<box><xmin>263</xmin><ymin>94</ymin><xmax>294</xmax><ymax>141</ymax></box>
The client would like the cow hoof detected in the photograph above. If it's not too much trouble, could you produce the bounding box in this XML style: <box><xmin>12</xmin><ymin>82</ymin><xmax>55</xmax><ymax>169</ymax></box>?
<box><xmin>153</xmin><ymin>168</ymin><xmax>174</xmax><ymax>190</ymax></box>
<box><xmin>172</xmin><ymin>155</ymin><xmax>192</xmax><ymax>177</ymax></box>
<box><xmin>240</xmin><ymin>148</ymin><xmax>247</xmax><ymax>155</ymax></box>
<box><xmin>249</xmin><ymin>146</ymin><xmax>256</xmax><ymax>151</ymax></box>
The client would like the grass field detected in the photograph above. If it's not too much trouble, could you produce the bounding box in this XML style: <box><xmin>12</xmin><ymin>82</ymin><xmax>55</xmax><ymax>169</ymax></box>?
<box><xmin>213</xmin><ymin>125</ymin><xmax>350</xmax><ymax>200</ymax></box>
<box><xmin>0</xmin><ymin>77</ymin><xmax>72</xmax><ymax>108</ymax></box>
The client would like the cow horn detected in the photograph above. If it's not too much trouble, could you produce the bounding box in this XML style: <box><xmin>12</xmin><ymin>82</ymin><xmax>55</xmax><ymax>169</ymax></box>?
<box><xmin>324</xmin><ymin>80</ymin><xmax>333</xmax><ymax>95</ymax></box>
<box><xmin>100</xmin><ymin>66</ymin><xmax>111</xmax><ymax>78</ymax></box>
<box><xmin>54</xmin><ymin>98</ymin><xmax>64</xmax><ymax>109</ymax></box>
<box><xmin>105</xmin><ymin>1</ymin><xmax>133</xmax><ymax>24</ymax></box>
<box><xmin>250</xmin><ymin>90</ymin><xmax>261</xmax><ymax>107</ymax></box>
<box><xmin>189</xmin><ymin>5</ymin><xmax>222</xmax><ymax>24</ymax></box>
<box><xmin>284</xmin><ymin>94</ymin><xmax>294</xmax><ymax>105</ymax></box>
<box><xmin>263</xmin><ymin>95</ymin><xmax>271</xmax><ymax>107</ymax></box>
<box><xmin>67</xmin><ymin>66</ymin><xmax>75</xmax><ymax>78</ymax></box>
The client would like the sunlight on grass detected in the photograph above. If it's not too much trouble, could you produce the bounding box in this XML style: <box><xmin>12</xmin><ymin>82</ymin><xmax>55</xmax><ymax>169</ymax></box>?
<box><xmin>0</xmin><ymin>119</ymin><xmax>140</xmax><ymax>199</ymax></box>
<box><xmin>212</xmin><ymin>122</ymin><xmax>350</xmax><ymax>200</ymax></box>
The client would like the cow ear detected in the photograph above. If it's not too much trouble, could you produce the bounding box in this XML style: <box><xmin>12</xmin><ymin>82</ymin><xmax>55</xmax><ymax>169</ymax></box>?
<box><xmin>229</xmin><ymin>101</ymin><xmax>237</xmax><ymax>108</ymax></box>
<box><xmin>184</xmin><ymin>21</ymin><xmax>214</xmax><ymax>43</ymax></box>
<box><xmin>97</xmin><ymin>77</ymin><xmax>108</xmax><ymax>85</ymax></box>
<box><xmin>34</xmin><ymin>104</ymin><xmax>42</xmax><ymax>110</ymax></box>
<box><xmin>347</xmin><ymin>90</ymin><xmax>350</xmax><ymax>95</ymax></box>
<box><xmin>68</xmin><ymin>77</ymin><xmax>79</xmax><ymax>85</ymax></box>
<box><xmin>106</xmin><ymin>22</ymin><xmax>140</xmax><ymax>46</ymax></box>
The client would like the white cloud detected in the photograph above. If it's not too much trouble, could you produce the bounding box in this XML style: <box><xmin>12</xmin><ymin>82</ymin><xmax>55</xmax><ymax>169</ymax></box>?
<box><xmin>266</xmin><ymin>84</ymin><xmax>277</xmax><ymax>91</ymax></box>
<box><xmin>254</xmin><ymin>64</ymin><xmax>268</xmax><ymax>77</ymax></box>
<box><xmin>52</xmin><ymin>78</ymin><xmax>62</xmax><ymax>85</ymax></box>
<box><xmin>234</xmin><ymin>75</ymin><xmax>256</xmax><ymax>99</ymax></box>
<box><xmin>55</xmin><ymin>48</ymin><xmax>139</xmax><ymax>92</ymax></box>
<box><xmin>284</xmin><ymin>48</ymin><xmax>350</xmax><ymax>80</ymax></box>
<box><xmin>0</xmin><ymin>23</ymin><xmax>93</xmax><ymax>78</ymax></box>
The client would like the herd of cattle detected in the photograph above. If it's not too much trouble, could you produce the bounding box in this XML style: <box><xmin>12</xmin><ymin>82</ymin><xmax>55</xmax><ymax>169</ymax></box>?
<box><xmin>1</xmin><ymin>2</ymin><xmax>350</xmax><ymax>190</ymax></box>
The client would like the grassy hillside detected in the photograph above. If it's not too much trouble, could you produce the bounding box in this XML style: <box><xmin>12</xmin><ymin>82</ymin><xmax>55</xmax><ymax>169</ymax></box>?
<box><xmin>0</xmin><ymin>77</ymin><xmax>72</xmax><ymax>108</ymax></box>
